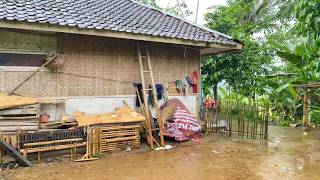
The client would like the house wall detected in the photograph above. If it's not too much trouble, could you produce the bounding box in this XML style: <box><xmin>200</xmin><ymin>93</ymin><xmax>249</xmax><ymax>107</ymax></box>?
<box><xmin>40</xmin><ymin>95</ymin><xmax>198</xmax><ymax>121</ymax></box>
<box><xmin>0</xmin><ymin>29</ymin><xmax>200</xmax><ymax>119</ymax></box>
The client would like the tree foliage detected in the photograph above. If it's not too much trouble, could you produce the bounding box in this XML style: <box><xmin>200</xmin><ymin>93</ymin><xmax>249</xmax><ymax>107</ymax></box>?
<box><xmin>201</xmin><ymin>0</ymin><xmax>289</xmax><ymax>97</ymax></box>
<box><xmin>203</xmin><ymin>0</ymin><xmax>320</xmax><ymax>125</ymax></box>
<box><xmin>135</xmin><ymin>0</ymin><xmax>192</xmax><ymax>17</ymax></box>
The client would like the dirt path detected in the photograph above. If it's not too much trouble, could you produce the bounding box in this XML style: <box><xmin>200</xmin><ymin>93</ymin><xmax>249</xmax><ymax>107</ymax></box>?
<box><xmin>2</xmin><ymin>126</ymin><xmax>320</xmax><ymax>180</ymax></box>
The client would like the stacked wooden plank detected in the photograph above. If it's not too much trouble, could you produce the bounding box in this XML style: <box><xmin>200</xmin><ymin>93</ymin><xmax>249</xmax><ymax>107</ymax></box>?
<box><xmin>0</xmin><ymin>104</ymin><xmax>40</xmax><ymax>132</ymax></box>
<box><xmin>98</xmin><ymin>124</ymin><xmax>141</xmax><ymax>152</ymax></box>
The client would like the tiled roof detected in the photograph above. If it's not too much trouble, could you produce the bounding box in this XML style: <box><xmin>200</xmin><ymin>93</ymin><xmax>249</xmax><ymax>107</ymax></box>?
<box><xmin>0</xmin><ymin>0</ymin><xmax>238</xmax><ymax>46</ymax></box>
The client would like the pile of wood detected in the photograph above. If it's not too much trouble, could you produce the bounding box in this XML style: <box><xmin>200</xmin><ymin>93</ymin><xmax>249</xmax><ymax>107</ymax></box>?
<box><xmin>0</xmin><ymin>104</ymin><xmax>40</xmax><ymax>132</ymax></box>
<box><xmin>40</xmin><ymin>116</ymin><xmax>78</xmax><ymax>129</ymax></box>
<box><xmin>73</xmin><ymin>103</ymin><xmax>143</xmax><ymax>152</ymax></box>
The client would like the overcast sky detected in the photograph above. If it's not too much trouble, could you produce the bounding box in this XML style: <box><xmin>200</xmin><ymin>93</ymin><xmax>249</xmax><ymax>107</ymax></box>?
<box><xmin>157</xmin><ymin>0</ymin><xmax>227</xmax><ymax>25</ymax></box>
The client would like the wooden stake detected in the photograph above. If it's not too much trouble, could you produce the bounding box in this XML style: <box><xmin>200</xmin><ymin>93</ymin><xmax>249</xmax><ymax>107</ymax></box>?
<box><xmin>75</xmin><ymin>125</ymin><xmax>98</xmax><ymax>162</ymax></box>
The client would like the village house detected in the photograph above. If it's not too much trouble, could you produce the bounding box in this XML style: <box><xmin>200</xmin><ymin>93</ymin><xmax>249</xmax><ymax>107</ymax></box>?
<box><xmin>0</xmin><ymin>0</ymin><xmax>242</xmax><ymax>121</ymax></box>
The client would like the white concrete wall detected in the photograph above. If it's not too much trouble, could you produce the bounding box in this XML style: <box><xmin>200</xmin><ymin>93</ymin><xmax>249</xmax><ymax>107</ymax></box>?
<box><xmin>65</xmin><ymin>96</ymin><xmax>136</xmax><ymax>115</ymax></box>
<box><xmin>40</xmin><ymin>95</ymin><xmax>198</xmax><ymax>120</ymax></box>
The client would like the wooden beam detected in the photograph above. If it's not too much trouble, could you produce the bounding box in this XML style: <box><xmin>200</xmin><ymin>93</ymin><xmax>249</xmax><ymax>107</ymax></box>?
<box><xmin>0</xmin><ymin>139</ymin><xmax>32</xmax><ymax>167</ymax></box>
<box><xmin>201</xmin><ymin>44</ymin><xmax>243</xmax><ymax>55</ymax></box>
<box><xmin>0</xmin><ymin>20</ymin><xmax>240</xmax><ymax>50</ymax></box>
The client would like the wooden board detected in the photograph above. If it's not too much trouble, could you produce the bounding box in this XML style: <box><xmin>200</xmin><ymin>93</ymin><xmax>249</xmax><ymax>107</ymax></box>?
<box><xmin>0</xmin><ymin>105</ymin><xmax>39</xmax><ymax>116</ymax></box>
<box><xmin>0</xmin><ymin>116</ymin><xmax>39</xmax><ymax>120</ymax></box>
<box><xmin>0</xmin><ymin>126</ymin><xmax>38</xmax><ymax>132</ymax></box>
<box><xmin>0</xmin><ymin>121</ymin><xmax>39</xmax><ymax>126</ymax></box>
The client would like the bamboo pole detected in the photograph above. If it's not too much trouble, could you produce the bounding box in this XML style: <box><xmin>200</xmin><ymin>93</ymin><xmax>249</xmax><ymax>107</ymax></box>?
<box><xmin>204</xmin><ymin>108</ymin><xmax>208</xmax><ymax>133</ymax></box>
<box><xmin>137</xmin><ymin>43</ymin><xmax>153</xmax><ymax>148</ymax></box>
<box><xmin>9</xmin><ymin>53</ymin><xmax>61</xmax><ymax>95</ymax></box>
<box><xmin>145</xmin><ymin>45</ymin><xmax>164</xmax><ymax>147</ymax></box>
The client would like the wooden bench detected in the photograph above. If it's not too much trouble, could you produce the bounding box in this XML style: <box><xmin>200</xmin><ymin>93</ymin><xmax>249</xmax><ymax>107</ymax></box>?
<box><xmin>20</xmin><ymin>138</ymin><xmax>86</xmax><ymax>160</ymax></box>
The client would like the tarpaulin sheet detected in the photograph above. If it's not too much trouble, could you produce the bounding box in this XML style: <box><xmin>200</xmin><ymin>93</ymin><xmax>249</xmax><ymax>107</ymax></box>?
<box><xmin>162</xmin><ymin>99</ymin><xmax>201</xmax><ymax>142</ymax></box>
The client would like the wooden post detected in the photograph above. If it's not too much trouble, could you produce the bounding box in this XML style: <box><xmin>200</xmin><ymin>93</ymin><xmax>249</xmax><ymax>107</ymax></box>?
<box><xmin>0</xmin><ymin>130</ymin><xmax>2</xmax><ymax>158</ymax></box>
<box><xmin>37</xmin><ymin>152</ymin><xmax>41</xmax><ymax>161</ymax></box>
<box><xmin>303</xmin><ymin>88</ymin><xmax>309</xmax><ymax>126</ymax></box>
<box><xmin>264</xmin><ymin>111</ymin><xmax>268</xmax><ymax>140</ymax></box>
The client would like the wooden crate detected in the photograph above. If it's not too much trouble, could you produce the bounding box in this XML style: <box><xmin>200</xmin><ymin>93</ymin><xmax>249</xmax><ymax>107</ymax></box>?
<box><xmin>98</xmin><ymin>124</ymin><xmax>141</xmax><ymax>152</ymax></box>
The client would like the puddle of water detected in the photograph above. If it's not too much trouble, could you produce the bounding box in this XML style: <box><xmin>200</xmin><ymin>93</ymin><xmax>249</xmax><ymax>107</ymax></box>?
<box><xmin>2</xmin><ymin>126</ymin><xmax>320</xmax><ymax>180</ymax></box>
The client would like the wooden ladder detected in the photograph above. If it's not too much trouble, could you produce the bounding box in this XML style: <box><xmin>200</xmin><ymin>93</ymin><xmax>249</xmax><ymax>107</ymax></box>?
<box><xmin>137</xmin><ymin>41</ymin><xmax>164</xmax><ymax>149</ymax></box>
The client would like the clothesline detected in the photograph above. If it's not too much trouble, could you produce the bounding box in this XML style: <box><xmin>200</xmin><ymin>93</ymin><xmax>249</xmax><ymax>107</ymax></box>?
<box><xmin>57</xmin><ymin>68</ymin><xmax>200</xmax><ymax>85</ymax></box>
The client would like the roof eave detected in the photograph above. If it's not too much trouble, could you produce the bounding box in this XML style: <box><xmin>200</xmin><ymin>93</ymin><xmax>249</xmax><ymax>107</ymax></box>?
<box><xmin>200</xmin><ymin>42</ymin><xmax>243</xmax><ymax>56</ymax></box>
<box><xmin>0</xmin><ymin>20</ymin><xmax>240</xmax><ymax>51</ymax></box>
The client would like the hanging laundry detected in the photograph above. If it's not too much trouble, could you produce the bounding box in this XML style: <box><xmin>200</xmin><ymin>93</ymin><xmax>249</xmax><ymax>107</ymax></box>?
<box><xmin>191</xmin><ymin>71</ymin><xmax>199</xmax><ymax>93</ymax></box>
<box><xmin>148</xmin><ymin>84</ymin><xmax>154</xmax><ymax>106</ymax></box>
<box><xmin>185</xmin><ymin>75</ymin><xmax>193</xmax><ymax>85</ymax></box>
<box><xmin>134</xmin><ymin>83</ymin><xmax>164</xmax><ymax>107</ymax></box>
<box><xmin>149</xmin><ymin>84</ymin><xmax>164</xmax><ymax>106</ymax></box>
<box><xmin>175</xmin><ymin>80</ymin><xmax>183</xmax><ymax>93</ymax></box>
<box><xmin>134</xmin><ymin>83</ymin><xmax>143</xmax><ymax>107</ymax></box>
<box><xmin>182</xmin><ymin>79</ymin><xmax>189</xmax><ymax>96</ymax></box>
<box><xmin>155</xmin><ymin>84</ymin><xmax>164</xmax><ymax>100</ymax></box>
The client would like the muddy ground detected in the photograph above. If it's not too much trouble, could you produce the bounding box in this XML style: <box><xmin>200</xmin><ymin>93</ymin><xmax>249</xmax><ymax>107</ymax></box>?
<box><xmin>2</xmin><ymin>126</ymin><xmax>320</xmax><ymax>180</ymax></box>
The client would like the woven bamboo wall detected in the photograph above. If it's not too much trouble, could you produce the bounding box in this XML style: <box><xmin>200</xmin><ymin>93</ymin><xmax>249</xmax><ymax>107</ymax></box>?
<box><xmin>0</xmin><ymin>31</ymin><xmax>200</xmax><ymax>97</ymax></box>
<box><xmin>0</xmin><ymin>28</ymin><xmax>57</xmax><ymax>54</ymax></box>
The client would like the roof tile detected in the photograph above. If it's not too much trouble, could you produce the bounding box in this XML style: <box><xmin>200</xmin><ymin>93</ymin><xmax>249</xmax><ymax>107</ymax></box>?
<box><xmin>0</xmin><ymin>0</ymin><xmax>238</xmax><ymax>45</ymax></box>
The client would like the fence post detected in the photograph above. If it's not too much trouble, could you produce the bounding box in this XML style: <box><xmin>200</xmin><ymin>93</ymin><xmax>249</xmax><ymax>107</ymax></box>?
<box><xmin>204</xmin><ymin>108</ymin><xmax>208</xmax><ymax>133</ymax></box>
<box><xmin>264</xmin><ymin>111</ymin><xmax>269</xmax><ymax>140</ymax></box>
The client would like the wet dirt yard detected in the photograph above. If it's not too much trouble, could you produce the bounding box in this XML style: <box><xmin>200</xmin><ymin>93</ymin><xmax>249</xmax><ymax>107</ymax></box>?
<box><xmin>2</xmin><ymin>126</ymin><xmax>320</xmax><ymax>180</ymax></box>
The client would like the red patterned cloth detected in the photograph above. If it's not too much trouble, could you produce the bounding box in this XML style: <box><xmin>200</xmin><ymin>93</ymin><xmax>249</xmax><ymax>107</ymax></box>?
<box><xmin>191</xmin><ymin>71</ymin><xmax>199</xmax><ymax>93</ymax></box>
<box><xmin>163</xmin><ymin>100</ymin><xmax>201</xmax><ymax>142</ymax></box>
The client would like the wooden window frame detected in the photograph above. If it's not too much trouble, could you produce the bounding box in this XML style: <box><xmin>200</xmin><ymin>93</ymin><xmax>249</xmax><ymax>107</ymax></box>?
<box><xmin>0</xmin><ymin>50</ymin><xmax>49</xmax><ymax>72</ymax></box>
